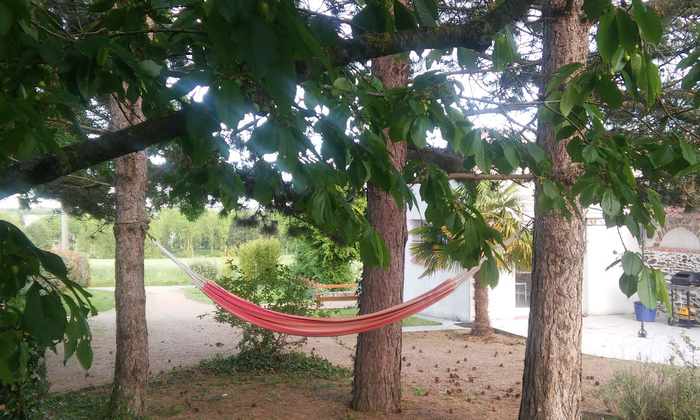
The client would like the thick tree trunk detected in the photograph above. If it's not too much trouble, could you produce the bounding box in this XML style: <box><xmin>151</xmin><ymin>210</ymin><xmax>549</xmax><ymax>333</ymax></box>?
<box><xmin>351</xmin><ymin>40</ymin><xmax>409</xmax><ymax>413</ymax></box>
<box><xmin>472</xmin><ymin>273</ymin><xmax>493</xmax><ymax>336</ymax></box>
<box><xmin>109</xmin><ymin>96</ymin><xmax>150</xmax><ymax>416</ymax></box>
<box><xmin>518</xmin><ymin>1</ymin><xmax>589</xmax><ymax>418</ymax></box>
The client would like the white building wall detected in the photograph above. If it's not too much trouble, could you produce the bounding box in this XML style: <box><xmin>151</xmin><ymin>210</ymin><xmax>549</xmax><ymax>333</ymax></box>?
<box><xmin>404</xmin><ymin>190</ymin><xmax>472</xmax><ymax>321</ymax></box>
<box><xmin>583</xmin><ymin>211</ymin><xmax>641</xmax><ymax>316</ymax></box>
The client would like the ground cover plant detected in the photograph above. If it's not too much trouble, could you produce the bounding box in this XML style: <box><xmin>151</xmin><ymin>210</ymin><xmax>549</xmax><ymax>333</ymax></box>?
<box><xmin>599</xmin><ymin>334</ymin><xmax>700</xmax><ymax>420</ymax></box>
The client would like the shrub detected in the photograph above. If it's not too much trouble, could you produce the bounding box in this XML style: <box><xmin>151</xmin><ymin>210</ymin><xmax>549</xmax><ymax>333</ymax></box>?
<box><xmin>237</xmin><ymin>238</ymin><xmax>283</xmax><ymax>281</ymax></box>
<box><xmin>0</xmin><ymin>336</ymin><xmax>49</xmax><ymax>419</ymax></box>
<box><xmin>599</xmin><ymin>334</ymin><xmax>700</xmax><ymax>420</ymax></box>
<box><xmin>213</xmin><ymin>262</ymin><xmax>314</xmax><ymax>355</ymax></box>
<box><xmin>189</xmin><ymin>260</ymin><xmax>218</xmax><ymax>280</ymax></box>
<box><xmin>43</xmin><ymin>249</ymin><xmax>92</xmax><ymax>290</ymax></box>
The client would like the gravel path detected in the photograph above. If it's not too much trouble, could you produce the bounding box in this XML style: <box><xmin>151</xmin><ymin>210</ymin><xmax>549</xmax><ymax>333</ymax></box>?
<box><xmin>46</xmin><ymin>287</ymin><xmax>243</xmax><ymax>393</ymax></box>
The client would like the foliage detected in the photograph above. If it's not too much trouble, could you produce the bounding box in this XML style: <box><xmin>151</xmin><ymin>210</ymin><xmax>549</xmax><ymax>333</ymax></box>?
<box><xmin>410</xmin><ymin>181</ymin><xmax>533</xmax><ymax>288</ymax></box>
<box><xmin>599</xmin><ymin>334</ymin><xmax>700</xmax><ymax>420</ymax></box>
<box><xmin>0</xmin><ymin>221</ymin><xmax>94</xmax><ymax>416</ymax></box>
<box><xmin>213</xmin><ymin>261</ymin><xmax>314</xmax><ymax>355</ymax></box>
<box><xmin>0</xmin><ymin>335</ymin><xmax>49</xmax><ymax>420</ymax></box>
<box><xmin>89</xmin><ymin>257</ymin><xmax>223</xmax><ymax>287</ymax></box>
<box><xmin>39</xmin><ymin>384</ymin><xmax>149</xmax><ymax>420</ymax></box>
<box><xmin>42</xmin><ymin>249</ymin><xmax>92</xmax><ymax>290</ymax></box>
<box><xmin>237</xmin><ymin>238</ymin><xmax>283</xmax><ymax>282</ymax></box>
<box><xmin>188</xmin><ymin>259</ymin><xmax>218</xmax><ymax>280</ymax></box>
<box><xmin>198</xmin><ymin>349</ymin><xmax>351</xmax><ymax>379</ymax></box>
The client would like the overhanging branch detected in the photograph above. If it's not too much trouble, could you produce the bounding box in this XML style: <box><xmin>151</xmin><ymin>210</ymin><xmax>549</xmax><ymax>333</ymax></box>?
<box><xmin>0</xmin><ymin>0</ymin><xmax>535</xmax><ymax>200</ymax></box>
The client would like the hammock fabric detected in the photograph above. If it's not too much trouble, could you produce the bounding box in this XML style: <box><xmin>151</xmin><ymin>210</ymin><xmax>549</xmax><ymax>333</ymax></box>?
<box><xmin>151</xmin><ymin>228</ymin><xmax>524</xmax><ymax>337</ymax></box>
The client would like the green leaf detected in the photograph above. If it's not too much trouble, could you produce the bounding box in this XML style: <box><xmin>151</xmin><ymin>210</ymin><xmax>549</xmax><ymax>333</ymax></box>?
<box><xmin>479</xmin><ymin>257</ymin><xmax>499</xmax><ymax>289</ymax></box>
<box><xmin>619</xmin><ymin>273</ymin><xmax>638</xmax><ymax>298</ymax></box>
<box><xmin>560</xmin><ymin>82</ymin><xmax>579</xmax><ymax>117</ymax></box>
<box><xmin>621</xmin><ymin>251</ymin><xmax>643</xmax><ymax>276</ymax></box>
<box><xmin>410</xmin><ymin>116</ymin><xmax>428</xmax><ymax>149</ymax></box>
<box><xmin>632</xmin><ymin>0</ymin><xmax>662</xmax><ymax>47</ymax></box>
<box><xmin>139</xmin><ymin>60</ymin><xmax>163</xmax><ymax>78</ymax></box>
<box><xmin>594</xmin><ymin>73</ymin><xmax>623</xmax><ymax>110</ymax></box>
<box><xmin>445</xmin><ymin>213</ymin><xmax>463</xmax><ymax>234</ymax></box>
<box><xmin>214</xmin><ymin>81</ymin><xmax>246</xmax><ymax>129</ymax></box>
<box><xmin>538</xmin><ymin>194</ymin><xmax>554</xmax><ymax>215</ymax></box>
<box><xmin>23</xmin><ymin>283</ymin><xmax>67</xmax><ymax>346</ymax></box>
<box><xmin>0</xmin><ymin>1</ymin><xmax>13</xmax><ymax>36</ymax></box>
<box><xmin>582</xmin><ymin>145</ymin><xmax>600</xmax><ymax>163</ymax></box>
<box><xmin>654</xmin><ymin>269</ymin><xmax>672</xmax><ymax>315</ymax></box>
<box><xmin>526</xmin><ymin>142</ymin><xmax>546</xmax><ymax>162</ymax></box>
<box><xmin>649</xmin><ymin>144</ymin><xmax>674</xmax><ymax>168</ymax></box>
<box><xmin>546</xmin><ymin>63</ymin><xmax>584</xmax><ymax>95</ymax></box>
<box><xmin>88</xmin><ymin>0</ymin><xmax>115</xmax><ymax>13</ymax></box>
<box><xmin>474</xmin><ymin>140</ymin><xmax>490</xmax><ymax>174</ymax></box>
<box><xmin>616</xmin><ymin>9</ymin><xmax>639</xmax><ymax>54</ymax></box>
<box><xmin>76</xmin><ymin>339</ymin><xmax>93</xmax><ymax>371</ymax></box>
<box><xmin>394</xmin><ymin>0</ymin><xmax>417</xmax><ymax>30</ymax></box>
<box><xmin>542</xmin><ymin>180</ymin><xmax>559</xmax><ymax>199</ymax></box>
<box><xmin>637</xmin><ymin>267</ymin><xmax>657</xmax><ymax>310</ymax></box>
<box><xmin>583</xmin><ymin>0</ymin><xmax>611</xmax><ymax>21</ymax></box>
<box><xmin>596</xmin><ymin>11</ymin><xmax>619</xmax><ymax>62</ymax></box>
<box><xmin>457</xmin><ymin>48</ymin><xmax>480</xmax><ymax>71</ymax></box>
<box><xmin>601</xmin><ymin>188</ymin><xmax>621</xmax><ymax>216</ymax></box>
<box><xmin>413</xmin><ymin>0</ymin><xmax>437</xmax><ymax>27</ymax></box>
<box><xmin>679</xmin><ymin>138</ymin><xmax>698</xmax><ymax>165</ymax></box>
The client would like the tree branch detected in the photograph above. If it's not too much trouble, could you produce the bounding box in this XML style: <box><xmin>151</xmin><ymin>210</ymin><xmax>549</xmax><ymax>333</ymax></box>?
<box><xmin>0</xmin><ymin>110</ymin><xmax>188</xmax><ymax>200</ymax></box>
<box><xmin>0</xmin><ymin>0</ymin><xmax>535</xmax><ymax>200</ymax></box>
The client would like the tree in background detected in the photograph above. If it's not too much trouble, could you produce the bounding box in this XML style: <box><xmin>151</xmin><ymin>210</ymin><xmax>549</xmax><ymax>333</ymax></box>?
<box><xmin>411</xmin><ymin>181</ymin><xmax>532</xmax><ymax>335</ymax></box>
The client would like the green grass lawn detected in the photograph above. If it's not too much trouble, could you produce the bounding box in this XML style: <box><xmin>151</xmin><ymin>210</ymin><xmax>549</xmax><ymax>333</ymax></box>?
<box><xmin>89</xmin><ymin>257</ymin><xmax>227</xmax><ymax>287</ymax></box>
<box><xmin>89</xmin><ymin>256</ymin><xmax>295</xmax><ymax>287</ymax></box>
<box><xmin>85</xmin><ymin>289</ymin><xmax>116</xmax><ymax>313</ymax></box>
<box><xmin>182</xmin><ymin>287</ymin><xmax>212</xmax><ymax>304</ymax></box>
<box><xmin>325</xmin><ymin>308</ymin><xmax>441</xmax><ymax>327</ymax></box>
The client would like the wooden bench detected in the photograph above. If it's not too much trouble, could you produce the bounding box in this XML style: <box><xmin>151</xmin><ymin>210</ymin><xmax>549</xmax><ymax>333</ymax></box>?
<box><xmin>306</xmin><ymin>281</ymin><xmax>358</xmax><ymax>308</ymax></box>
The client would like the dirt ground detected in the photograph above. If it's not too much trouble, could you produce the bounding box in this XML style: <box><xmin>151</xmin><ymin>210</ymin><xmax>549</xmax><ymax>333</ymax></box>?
<box><xmin>47</xmin><ymin>288</ymin><xmax>637</xmax><ymax>418</ymax></box>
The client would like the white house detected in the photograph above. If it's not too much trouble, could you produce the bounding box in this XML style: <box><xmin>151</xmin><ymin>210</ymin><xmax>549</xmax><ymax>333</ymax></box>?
<box><xmin>404</xmin><ymin>187</ymin><xmax>643</xmax><ymax>322</ymax></box>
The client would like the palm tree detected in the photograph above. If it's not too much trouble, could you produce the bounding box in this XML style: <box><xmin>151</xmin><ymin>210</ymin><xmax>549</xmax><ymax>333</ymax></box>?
<box><xmin>410</xmin><ymin>181</ymin><xmax>532</xmax><ymax>336</ymax></box>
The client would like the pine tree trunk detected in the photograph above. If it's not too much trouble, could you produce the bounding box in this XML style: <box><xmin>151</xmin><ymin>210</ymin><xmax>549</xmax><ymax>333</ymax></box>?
<box><xmin>518</xmin><ymin>0</ymin><xmax>589</xmax><ymax>418</ymax></box>
<box><xmin>472</xmin><ymin>272</ymin><xmax>492</xmax><ymax>336</ymax></box>
<box><xmin>109</xmin><ymin>96</ymin><xmax>150</xmax><ymax>416</ymax></box>
<box><xmin>351</xmin><ymin>37</ymin><xmax>409</xmax><ymax>413</ymax></box>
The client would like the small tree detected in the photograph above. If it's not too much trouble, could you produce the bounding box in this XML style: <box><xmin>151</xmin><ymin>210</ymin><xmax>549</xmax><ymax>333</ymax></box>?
<box><xmin>213</xmin><ymin>238</ymin><xmax>313</xmax><ymax>355</ymax></box>
<box><xmin>410</xmin><ymin>181</ymin><xmax>532</xmax><ymax>335</ymax></box>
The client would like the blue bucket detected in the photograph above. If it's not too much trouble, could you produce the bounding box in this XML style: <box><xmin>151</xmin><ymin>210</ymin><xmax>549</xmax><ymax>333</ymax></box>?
<box><xmin>634</xmin><ymin>301</ymin><xmax>656</xmax><ymax>322</ymax></box>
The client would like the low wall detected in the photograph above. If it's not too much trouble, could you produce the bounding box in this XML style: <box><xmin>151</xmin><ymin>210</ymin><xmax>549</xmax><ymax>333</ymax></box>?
<box><xmin>645</xmin><ymin>247</ymin><xmax>700</xmax><ymax>317</ymax></box>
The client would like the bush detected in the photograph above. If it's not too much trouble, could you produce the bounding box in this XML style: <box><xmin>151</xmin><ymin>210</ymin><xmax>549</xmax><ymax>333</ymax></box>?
<box><xmin>43</xmin><ymin>249</ymin><xmax>92</xmax><ymax>290</ymax></box>
<box><xmin>599</xmin><ymin>334</ymin><xmax>700</xmax><ymax>420</ymax></box>
<box><xmin>189</xmin><ymin>260</ymin><xmax>218</xmax><ymax>280</ymax></box>
<box><xmin>198</xmin><ymin>349</ymin><xmax>350</xmax><ymax>379</ymax></box>
<box><xmin>213</xmin><ymin>262</ymin><xmax>314</xmax><ymax>355</ymax></box>
<box><xmin>0</xmin><ymin>337</ymin><xmax>49</xmax><ymax>420</ymax></box>
<box><xmin>237</xmin><ymin>238</ymin><xmax>283</xmax><ymax>281</ymax></box>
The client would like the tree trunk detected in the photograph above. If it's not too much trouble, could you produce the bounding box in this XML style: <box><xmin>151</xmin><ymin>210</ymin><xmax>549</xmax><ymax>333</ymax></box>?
<box><xmin>472</xmin><ymin>272</ymin><xmax>492</xmax><ymax>336</ymax></box>
<box><xmin>518</xmin><ymin>0</ymin><xmax>589</xmax><ymax>418</ymax></box>
<box><xmin>109</xmin><ymin>96</ymin><xmax>150</xmax><ymax>416</ymax></box>
<box><xmin>351</xmin><ymin>38</ymin><xmax>409</xmax><ymax>413</ymax></box>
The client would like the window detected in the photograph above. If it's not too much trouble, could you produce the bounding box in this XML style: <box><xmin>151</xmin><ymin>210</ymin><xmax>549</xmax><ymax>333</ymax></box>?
<box><xmin>409</xmin><ymin>219</ymin><xmax>424</xmax><ymax>243</ymax></box>
<box><xmin>515</xmin><ymin>271</ymin><xmax>531</xmax><ymax>308</ymax></box>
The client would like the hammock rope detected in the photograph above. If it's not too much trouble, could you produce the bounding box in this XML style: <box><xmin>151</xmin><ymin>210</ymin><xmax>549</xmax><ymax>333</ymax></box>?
<box><xmin>150</xmin><ymin>225</ymin><xmax>528</xmax><ymax>337</ymax></box>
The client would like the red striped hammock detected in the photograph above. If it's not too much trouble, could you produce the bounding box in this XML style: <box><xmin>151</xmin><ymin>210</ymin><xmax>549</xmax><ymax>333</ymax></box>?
<box><xmin>151</xmin><ymin>230</ymin><xmax>522</xmax><ymax>337</ymax></box>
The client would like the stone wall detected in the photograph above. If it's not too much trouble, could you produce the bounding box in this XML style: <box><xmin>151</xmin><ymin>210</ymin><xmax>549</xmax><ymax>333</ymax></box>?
<box><xmin>645</xmin><ymin>247</ymin><xmax>700</xmax><ymax>318</ymax></box>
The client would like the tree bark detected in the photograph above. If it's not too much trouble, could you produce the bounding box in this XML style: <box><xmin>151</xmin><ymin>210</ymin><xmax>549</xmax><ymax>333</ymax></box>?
<box><xmin>472</xmin><ymin>272</ymin><xmax>493</xmax><ymax>336</ymax></box>
<box><xmin>351</xmin><ymin>35</ymin><xmax>409</xmax><ymax>412</ymax></box>
<box><xmin>109</xmin><ymin>96</ymin><xmax>150</xmax><ymax>416</ymax></box>
<box><xmin>518</xmin><ymin>0</ymin><xmax>589</xmax><ymax>418</ymax></box>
